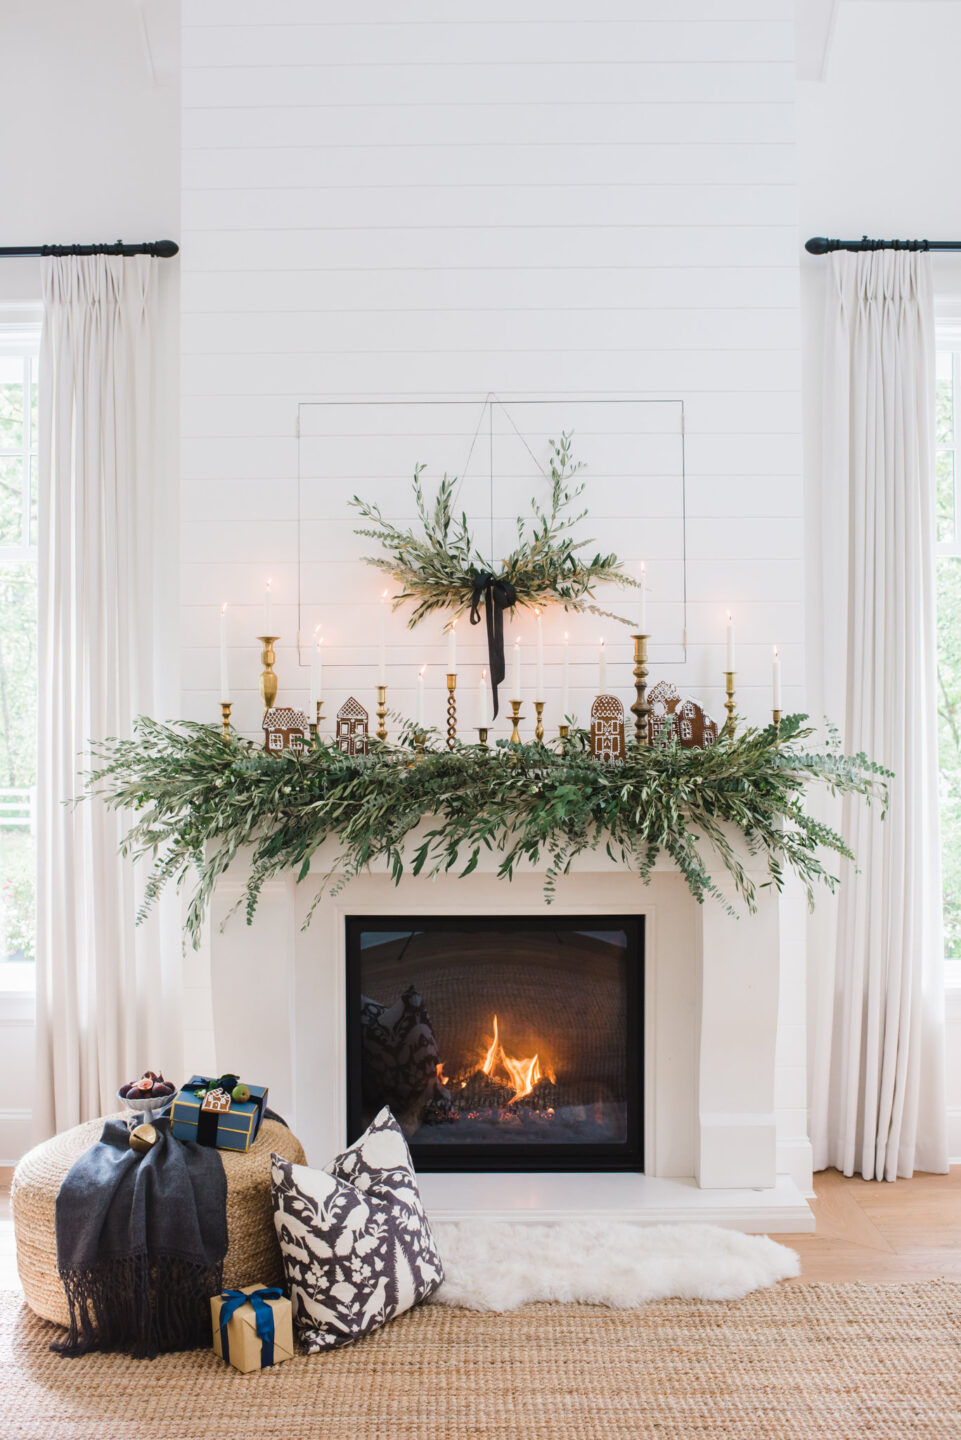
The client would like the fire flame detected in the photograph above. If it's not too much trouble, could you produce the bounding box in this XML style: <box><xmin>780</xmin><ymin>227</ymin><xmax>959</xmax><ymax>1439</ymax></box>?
<box><xmin>481</xmin><ymin>1014</ymin><xmax>553</xmax><ymax>1103</ymax></box>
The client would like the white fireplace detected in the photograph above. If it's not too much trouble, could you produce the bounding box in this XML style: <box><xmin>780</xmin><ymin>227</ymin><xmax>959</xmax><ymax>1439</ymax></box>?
<box><xmin>194</xmin><ymin>829</ymin><xmax>814</xmax><ymax>1232</ymax></box>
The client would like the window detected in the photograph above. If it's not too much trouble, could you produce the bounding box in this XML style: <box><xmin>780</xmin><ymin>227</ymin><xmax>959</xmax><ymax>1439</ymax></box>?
<box><xmin>0</xmin><ymin>325</ymin><xmax>39</xmax><ymax>986</ymax></box>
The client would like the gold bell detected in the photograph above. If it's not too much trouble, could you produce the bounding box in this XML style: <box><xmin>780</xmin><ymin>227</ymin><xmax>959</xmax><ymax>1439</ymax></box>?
<box><xmin>129</xmin><ymin>1123</ymin><xmax>159</xmax><ymax>1155</ymax></box>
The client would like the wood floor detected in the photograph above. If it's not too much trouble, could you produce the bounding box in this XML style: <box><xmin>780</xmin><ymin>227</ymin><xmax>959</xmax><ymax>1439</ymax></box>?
<box><xmin>0</xmin><ymin>1165</ymin><xmax>957</xmax><ymax>1291</ymax></box>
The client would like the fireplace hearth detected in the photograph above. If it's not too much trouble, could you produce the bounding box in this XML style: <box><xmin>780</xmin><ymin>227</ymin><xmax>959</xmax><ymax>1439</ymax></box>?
<box><xmin>345</xmin><ymin>915</ymin><xmax>644</xmax><ymax>1171</ymax></box>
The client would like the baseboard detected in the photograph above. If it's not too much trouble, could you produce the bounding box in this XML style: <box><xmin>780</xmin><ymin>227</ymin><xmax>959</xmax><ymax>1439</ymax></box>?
<box><xmin>776</xmin><ymin>1136</ymin><xmax>814</xmax><ymax>1198</ymax></box>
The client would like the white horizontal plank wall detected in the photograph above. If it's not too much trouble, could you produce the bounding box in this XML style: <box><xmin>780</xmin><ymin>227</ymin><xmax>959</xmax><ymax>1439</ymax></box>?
<box><xmin>180</xmin><ymin>0</ymin><xmax>801</xmax><ymax>743</ymax></box>
<box><xmin>180</xmin><ymin>1</ymin><xmax>807</xmax><ymax>1184</ymax></box>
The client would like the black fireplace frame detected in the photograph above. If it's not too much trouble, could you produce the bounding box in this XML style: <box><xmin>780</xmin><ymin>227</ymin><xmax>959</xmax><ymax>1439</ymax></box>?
<box><xmin>345</xmin><ymin>914</ymin><xmax>645</xmax><ymax>1173</ymax></box>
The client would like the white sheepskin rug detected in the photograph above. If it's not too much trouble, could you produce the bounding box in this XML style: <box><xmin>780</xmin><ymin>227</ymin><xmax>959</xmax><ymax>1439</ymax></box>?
<box><xmin>430</xmin><ymin>1221</ymin><xmax>800</xmax><ymax>1312</ymax></box>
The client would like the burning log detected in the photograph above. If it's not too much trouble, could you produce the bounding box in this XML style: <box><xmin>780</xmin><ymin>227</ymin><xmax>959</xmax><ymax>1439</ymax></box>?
<box><xmin>453</xmin><ymin>1069</ymin><xmax>515</xmax><ymax>1112</ymax></box>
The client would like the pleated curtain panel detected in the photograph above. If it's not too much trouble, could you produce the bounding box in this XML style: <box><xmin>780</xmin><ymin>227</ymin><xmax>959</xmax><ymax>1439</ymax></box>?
<box><xmin>811</xmin><ymin>251</ymin><xmax>948</xmax><ymax>1180</ymax></box>
<box><xmin>34</xmin><ymin>256</ymin><xmax>182</xmax><ymax>1138</ymax></box>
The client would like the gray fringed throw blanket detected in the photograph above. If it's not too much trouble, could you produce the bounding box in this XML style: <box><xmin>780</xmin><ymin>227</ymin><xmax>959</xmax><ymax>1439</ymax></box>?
<box><xmin>53</xmin><ymin>1116</ymin><xmax>227</xmax><ymax>1358</ymax></box>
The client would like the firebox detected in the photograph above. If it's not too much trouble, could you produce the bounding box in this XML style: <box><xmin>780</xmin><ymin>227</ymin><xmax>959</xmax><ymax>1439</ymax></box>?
<box><xmin>345</xmin><ymin>915</ymin><xmax>644</xmax><ymax>1172</ymax></box>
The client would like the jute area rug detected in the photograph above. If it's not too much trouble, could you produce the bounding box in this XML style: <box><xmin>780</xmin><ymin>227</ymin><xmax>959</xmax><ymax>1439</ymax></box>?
<box><xmin>2</xmin><ymin>1284</ymin><xmax>959</xmax><ymax>1440</ymax></box>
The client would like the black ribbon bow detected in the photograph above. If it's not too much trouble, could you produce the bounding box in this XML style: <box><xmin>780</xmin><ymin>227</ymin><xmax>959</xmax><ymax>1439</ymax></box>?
<box><xmin>469</xmin><ymin>572</ymin><xmax>517</xmax><ymax>720</ymax></box>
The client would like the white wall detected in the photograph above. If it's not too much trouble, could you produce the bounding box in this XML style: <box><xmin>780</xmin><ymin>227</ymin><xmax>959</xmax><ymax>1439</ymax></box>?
<box><xmin>180</xmin><ymin>0</ymin><xmax>803</xmax><ymax>743</ymax></box>
<box><xmin>179</xmin><ymin>0</ymin><xmax>808</xmax><ymax>1183</ymax></box>
<box><xmin>798</xmin><ymin>0</ymin><xmax>961</xmax><ymax>1163</ymax></box>
<box><xmin>0</xmin><ymin>0</ymin><xmax>180</xmax><ymax>1163</ymax></box>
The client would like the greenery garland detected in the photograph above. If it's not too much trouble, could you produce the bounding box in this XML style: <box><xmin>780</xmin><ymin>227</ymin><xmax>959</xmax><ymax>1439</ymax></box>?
<box><xmin>350</xmin><ymin>433</ymin><xmax>640</xmax><ymax>628</ymax></box>
<box><xmin>82</xmin><ymin>715</ymin><xmax>889</xmax><ymax>951</ymax></box>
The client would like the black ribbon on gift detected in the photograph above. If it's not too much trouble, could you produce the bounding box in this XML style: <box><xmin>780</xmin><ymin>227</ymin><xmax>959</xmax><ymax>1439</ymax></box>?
<box><xmin>217</xmin><ymin>1287</ymin><xmax>284</xmax><ymax>1368</ymax></box>
<box><xmin>181</xmin><ymin>1075</ymin><xmax>240</xmax><ymax>1147</ymax></box>
<box><xmin>469</xmin><ymin>572</ymin><xmax>517</xmax><ymax>720</ymax></box>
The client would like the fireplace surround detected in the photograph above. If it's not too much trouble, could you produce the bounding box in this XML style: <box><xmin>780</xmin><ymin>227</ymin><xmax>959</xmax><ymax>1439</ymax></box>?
<box><xmin>345</xmin><ymin>915</ymin><xmax>644</xmax><ymax>1172</ymax></box>
<box><xmin>201</xmin><ymin>832</ymin><xmax>814</xmax><ymax>1231</ymax></box>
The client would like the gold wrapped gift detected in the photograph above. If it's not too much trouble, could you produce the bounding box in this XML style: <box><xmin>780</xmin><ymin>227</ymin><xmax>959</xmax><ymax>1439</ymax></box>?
<box><xmin>211</xmin><ymin>1284</ymin><xmax>294</xmax><ymax>1373</ymax></box>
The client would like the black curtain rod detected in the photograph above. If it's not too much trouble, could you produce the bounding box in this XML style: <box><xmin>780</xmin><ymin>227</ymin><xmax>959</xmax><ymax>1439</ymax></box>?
<box><xmin>806</xmin><ymin>235</ymin><xmax>961</xmax><ymax>255</ymax></box>
<box><xmin>0</xmin><ymin>239</ymin><xmax>178</xmax><ymax>259</ymax></box>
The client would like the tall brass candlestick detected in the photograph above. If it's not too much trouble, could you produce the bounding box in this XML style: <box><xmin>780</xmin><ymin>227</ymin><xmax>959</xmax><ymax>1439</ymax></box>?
<box><xmin>631</xmin><ymin>634</ymin><xmax>652</xmax><ymax>745</ymax></box>
<box><xmin>220</xmin><ymin>701</ymin><xmax>232</xmax><ymax>739</ymax></box>
<box><xmin>534</xmin><ymin>700</ymin><xmax>545</xmax><ymax>744</ymax></box>
<box><xmin>508</xmin><ymin>700</ymin><xmax>524</xmax><ymax>745</ymax></box>
<box><xmin>772</xmin><ymin>708</ymin><xmax>781</xmax><ymax>744</ymax></box>
<box><xmin>476</xmin><ymin>727</ymin><xmax>489</xmax><ymax>750</ymax></box>
<box><xmin>376</xmin><ymin>685</ymin><xmax>388</xmax><ymax>743</ymax></box>
<box><xmin>257</xmin><ymin>636</ymin><xmax>280</xmax><ymax>709</ymax></box>
<box><xmin>724</xmin><ymin>671</ymin><xmax>737</xmax><ymax>737</ymax></box>
<box><xmin>446</xmin><ymin>674</ymin><xmax>457</xmax><ymax>750</ymax></box>
<box><xmin>413</xmin><ymin>730</ymin><xmax>426</xmax><ymax>756</ymax></box>
<box><xmin>310</xmin><ymin>699</ymin><xmax>324</xmax><ymax>741</ymax></box>
<box><xmin>558</xmin><ymin>722</ymin><xmax>570</xmax><ymax>757</ymax></box>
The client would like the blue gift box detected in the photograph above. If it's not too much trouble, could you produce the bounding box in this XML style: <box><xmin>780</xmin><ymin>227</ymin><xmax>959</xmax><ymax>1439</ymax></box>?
<box><xmin>170</xmin><ymin>1075</ymin><xmax>268</xmax><ymax>1152</ymax></box>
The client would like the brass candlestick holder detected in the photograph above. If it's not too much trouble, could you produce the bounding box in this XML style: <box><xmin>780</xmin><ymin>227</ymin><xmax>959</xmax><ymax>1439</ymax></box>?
<box><xmin>413</xmin><ymin>729</ymin><xmax>426</xmax><ymax>755</ymax></box>
<box><xmin>220</xmin><ymin>701</ymin><xmax>232</xmax><ymax>739</ymax></box>
<box><xmin>724</xmin><ymin>671</ymin><xmax>737</xmax><ymax>737</ymax></box>
<box><xmin>476</xmin><ymin>727</ymin><xmax>489</xmax><ymax>750</ymax></box>
<box><xmin>772</xmin><ymin>708</ymin><xmax>781</xmax><ymax>744</ymax></box>
<box><xmin>558</xmin><ymin>722</ymin><xmax>570</xmax><ymax>757</ymax></box>
<box><xmin>508</xmin><ymin>700</ymin><xmax>524</xmax><ymax>745</ymax></box>
<box><xmin>631</xmin><ymin>634</ymin><xmax>652</xmax><ymax>745</ymax></box>
<box><xmin>257</xmin><ymin>636</ymin><xmax>280</xmax><ymax>709</ymax></box>
<box><xmin>534</xmin><ymin>700</ymin><xmax>545</xmax><ymax>744</ymax></box>
<box><xmin>310</xmin><ymin>699</ymin><xmax>324</xmax><ymax>741</ymax></box>
<box><xmin>446</xmin><ymin>674</ymin><xmax>457</xmax><ymax>750</ymax></box>
<box><xmin>376</xmin><ymin>685</ymin><xmax>388</xmax><ymax>743</ymax></box>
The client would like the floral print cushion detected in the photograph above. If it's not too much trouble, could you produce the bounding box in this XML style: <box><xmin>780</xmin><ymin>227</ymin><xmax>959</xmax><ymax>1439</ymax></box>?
<box><xmin>270</xmin><ymin>1107</ymin><xmax>444</xmax><ymax>1352</ymax></box>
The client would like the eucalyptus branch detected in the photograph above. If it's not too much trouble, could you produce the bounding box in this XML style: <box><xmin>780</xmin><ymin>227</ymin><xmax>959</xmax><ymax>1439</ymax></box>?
<box><xmin>81</xmin><ymin>713</ymin><xmax>889</xmax><ymax>951</ymax></box>
<box><xmin>350</xmin><ymin>433</ymin><xmax>640</xmax><ymax>629</ymax></box>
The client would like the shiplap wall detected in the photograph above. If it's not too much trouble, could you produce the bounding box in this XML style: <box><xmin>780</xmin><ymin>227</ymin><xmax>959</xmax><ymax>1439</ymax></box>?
<box><xmin>180</xmin><ymin>0</ymin><xmax>806</xmax><ymax>1185</ymax></box>
<box><xmin>180</xmin><ymin>0</ymin><xmax>801</xmax><ymax>747</ymax></box>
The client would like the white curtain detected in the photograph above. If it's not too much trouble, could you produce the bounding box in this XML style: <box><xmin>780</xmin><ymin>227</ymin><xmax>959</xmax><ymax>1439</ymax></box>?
<box><xmin>811</xmin><ymin>251</ymin><xmax>948</xmax><ymax>1180</ymax></box>
<box><xmin>34</xmin><ymin>256</ymin><xmax>181</xmax><ymax>1138</ymax></box>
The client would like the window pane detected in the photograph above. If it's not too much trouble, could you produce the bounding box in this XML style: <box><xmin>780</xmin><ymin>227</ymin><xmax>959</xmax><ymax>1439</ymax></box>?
<box><xmin>0</xmin><ymin>562</ymin><xmax>37</xmax><ymax>964</ymax></box>
<box><xmin>28</xmin><ymin>454</ymin><xmax>37</xmax><ymax>547</ymax></box>
<box><xmin>937</xmin><ymin>450</ymin><xmax>956</xmax><ymax>543</ymax></box>
<box><xmin>937</xmin><ymin>556</ymin><xmax>961</xmax><ymax>958</ymax></box>
<box><xmin>0</xmin><ymin>366</ymin><xmax>23</xmax><ymax>451</ymax></box>
<box><xmin>0</xmin><ymin>456</ymin><xmax>23</xmax><ymax>545</ymax></box>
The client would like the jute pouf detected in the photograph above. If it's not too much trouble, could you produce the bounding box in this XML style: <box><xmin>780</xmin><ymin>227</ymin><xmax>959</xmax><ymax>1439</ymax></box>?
<box><xmin>10</xmin><ymin>1114</ymin><xmax>306</xmax><ymax>1329</ymax></box>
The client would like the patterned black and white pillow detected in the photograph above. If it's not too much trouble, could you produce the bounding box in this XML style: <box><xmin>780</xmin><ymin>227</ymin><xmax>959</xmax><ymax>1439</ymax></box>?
<box><xmin>270</xmin><ymin>1107</ymin><xmax>444</xmax><ymax>1352</ymax></box>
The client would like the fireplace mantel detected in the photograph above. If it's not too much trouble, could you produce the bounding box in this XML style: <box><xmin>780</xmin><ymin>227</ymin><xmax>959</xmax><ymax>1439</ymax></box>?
<box><xmin>191</xmin><ymin>831</ymin><xmax>814</xmax><ymax>1232</ymax></box>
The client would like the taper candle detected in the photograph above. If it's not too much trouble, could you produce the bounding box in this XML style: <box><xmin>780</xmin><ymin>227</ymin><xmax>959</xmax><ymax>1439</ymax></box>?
<box><xmin>511</xmin><ymin>636</ymin><xmax>521</xmax><ymax>701</ymax></box>
<box><xmin>561</xmin><ymin>632</ymin><xmax>570</xmax><ymax>716</ymax></box>
<box><xmin>725</xmin><ymin>612</ymin><xmax>736</xmax><ymax>671</ymax></box>
<box><xmin>448</xmin><ymin>619</ymin><xmax>457</xmax><ymax>674</ymax></box>
<box><xmin>772</xmin><ymin>645</ymin><xmax>782</xmax><ymax>710</ymax></box>
<box><xmin>219</xmin><ymin>604</ymin><xmax>230</xmax><ymax>703</ymax></box>
<box><xmin>639</xmin><ymin>561</ymin><xmax>647</xmax><ymax>633</ymax></box>
<box><xmin>479</xmin><ymin>668</ymin><xmax>489</xmax><ymax>728</ymax></box>
<box><xmin>417</xmin><ymin>665</ymin><xmax>426</xmax><ymax>727</ymax></box>
<box><xmin>535</xmin><ymin>609</ymin><xmax>544</xmax><ymax>698</ymax></box>
<box><xmin>378</xmin><ymin>590</ymin><xmax>388</xmax><ymax>685</ymax></box>
<box><xmin>598</xmin><ymin>638</ymin><xmax>607</xmax><ymax>693</ymax></box>
<box><xmin>310</xmin><ymin>629</ymin><xmax>323</xmax><ymax>709</ymax></box>
<box><xmin>264</xmin><ymin>579</ymin><xmax>273</xmax><ymax>635</ymax></box>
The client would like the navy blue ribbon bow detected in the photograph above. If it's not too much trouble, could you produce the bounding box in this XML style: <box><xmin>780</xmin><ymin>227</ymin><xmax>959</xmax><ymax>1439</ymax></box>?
<box><xmin>469</xmin><ymin>571</ymin><xmax>517</xmax><ymax>719</ymax></box>
<box><xmin>218</xmin><ymin>1287</ymin><xmax>284</xmax><ymax>1368</ymax></box>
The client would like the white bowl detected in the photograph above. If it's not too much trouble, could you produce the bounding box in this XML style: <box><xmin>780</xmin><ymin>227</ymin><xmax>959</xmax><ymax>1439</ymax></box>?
<box><xmin>117</xmin><ymin>1087</ymin><xmax>177</xmax><ymax>1124</ymax></box>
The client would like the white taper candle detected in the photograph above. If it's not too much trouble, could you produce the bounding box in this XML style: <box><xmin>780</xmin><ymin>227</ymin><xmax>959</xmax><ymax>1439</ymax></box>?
<box><xmin>479</xmin><ymin>669</ymin><xmax>489</xmax><ymax>727</ymax></box>
<box><xmin>598</xmin><ymin>638</ymin><xmax>607</xmax><ymax>693</ymax></box>
<box><xmin>726</xmin><ymin>612</ymin><xmax>736</xmax><ymax>672</ymax></box>
<box><xmin>772</xmin><ymin>645</ymin><xmax>782</xmax><ymax>709</ymax></box>
<box><xmin>535</xmin><ymin>610</ymin><xmax>544</xmax><ymax>698</ymax></box>
<box><xmin>562</xmin><ymin>632</ymin><xmax>570</xmax><ymax>717</ymax></box>
<box><xmin>219</xmin><ymin>604</ymin><xmax>230</xmax><ymax>703</ymax></box>
<box><xmin>512</xmin><ymin>636</ymin><xmax>521</xmax><ymax>701</ymax></box>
